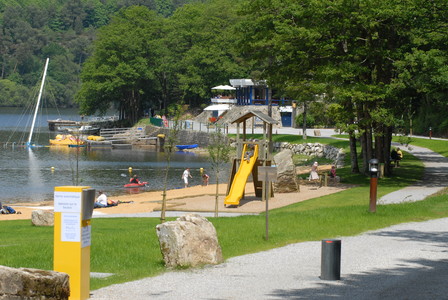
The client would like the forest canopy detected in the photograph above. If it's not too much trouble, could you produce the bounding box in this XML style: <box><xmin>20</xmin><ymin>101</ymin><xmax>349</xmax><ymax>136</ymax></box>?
<box><xmin>1</xmin><ymin>0</ymin><xmax>447</xmax><ymax>140</ymax></box>
<box><xmin>0</xmin><ymin>0</ymin><xmax>201</xmax><ymax>107</ymax></box>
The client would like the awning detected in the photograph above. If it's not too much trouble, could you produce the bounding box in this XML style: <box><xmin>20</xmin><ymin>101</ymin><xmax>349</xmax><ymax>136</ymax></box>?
<box><xmin>279</xmin><ymin>106</ymin><xmax>293</xmax><ymax>113</ymax></box>
<box><xmin>211</xmin><ymin>85</ymin><xmax>236</xmax><ymax>90</ymax></box>
<box><xmin>203</xmin><ymin>104</ymin><xmax>231</xmax><ymax>111</ymax></box>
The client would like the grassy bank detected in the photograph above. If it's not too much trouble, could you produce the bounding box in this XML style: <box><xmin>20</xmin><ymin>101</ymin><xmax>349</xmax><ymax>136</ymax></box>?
<box><xmin>1</xmin><ymin>135</ymin><xmax>446</xmax><ymax>290</ymax></box>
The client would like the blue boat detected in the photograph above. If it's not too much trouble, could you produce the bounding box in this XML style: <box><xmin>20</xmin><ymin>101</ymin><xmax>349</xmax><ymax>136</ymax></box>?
<box><xmin>176</xmin><ymin>144</ymin><xmax>199</xmax><ymax>150</ymax></box>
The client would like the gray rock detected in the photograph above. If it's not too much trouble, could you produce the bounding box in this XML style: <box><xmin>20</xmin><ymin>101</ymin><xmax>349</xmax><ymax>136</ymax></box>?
<box><xmin>273</xmin><ymin>149</ymin><xmax>300</xmax><ymax>193</ymax></box>
<box><xmin>0</xmin><ymin>265</ymin><xmax>69</xmax><ymax>299</ymax></box>
<box><xmin>156</xmin><ymin>214</ymin><xmax>223</xmax><ymax>268</ymax></box>
<box><xmin>31</xmin><ymin>210</ymin><xmax>54</xmax><ymax>227</ymax></box>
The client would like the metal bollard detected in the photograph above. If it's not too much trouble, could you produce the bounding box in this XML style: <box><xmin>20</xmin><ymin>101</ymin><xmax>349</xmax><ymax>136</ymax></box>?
<box><xmin>321</xmin><ymin>239</ymin><xmax>341</xmax><ymax>280</ymax></box>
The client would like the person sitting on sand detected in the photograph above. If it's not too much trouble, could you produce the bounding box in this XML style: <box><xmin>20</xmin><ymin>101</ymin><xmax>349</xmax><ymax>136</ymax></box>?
<box><xmin>130</xmin><ymin>175</ymin><xmax>141</xmax><ymax>184</ymax></box>
<box><xmin>94</xmin><ymin>191</ymin><xmax>118</xmax><ymax>208</ymax></box>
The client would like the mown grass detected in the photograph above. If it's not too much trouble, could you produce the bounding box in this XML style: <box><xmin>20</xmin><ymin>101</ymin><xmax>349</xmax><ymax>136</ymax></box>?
<box><xmin>333</xmin><ymin>134</ymin><xmax>448</xmax><ymax>158</ymax></box>
<box><xmin>0</xmin><ymin>134</ymin><xmax>445</xmax><ymax>290</ymax></box>
<box><xmin>392</xmin><ymin>136</ymin><xmax>448</xmax><ymax>157</ymax></box>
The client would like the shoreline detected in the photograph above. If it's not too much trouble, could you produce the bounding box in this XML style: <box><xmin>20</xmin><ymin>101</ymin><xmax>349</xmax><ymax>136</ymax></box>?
<box><xmin>1</xmin><ymin>182</ymin><xmax>352</xmax><ymax>221</ymax></box>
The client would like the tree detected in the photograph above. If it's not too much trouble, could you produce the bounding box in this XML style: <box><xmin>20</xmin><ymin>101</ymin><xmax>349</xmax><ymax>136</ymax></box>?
<box><xmin>76</xmin><ymin>7</ymin><xmax>165</xmax><ymax>122</ymax></box>
<box><xmin>238</xmin><ymin>0</ymin><xmax>448</xmax><ymax>176</ymax></box>
<box><xmin>207</xmin><ymin>126</ymin><xmax>231</xmax><ymax>217</ymax></box>
<box><xmin>167</xmin><ymin>0</ymin><xmax>248</xmax><ymax>107</ymax></box>
<box><xmin>160</xmin><ymin>103</ymin><xmax>185</xmax><ymax>223</ymax></box>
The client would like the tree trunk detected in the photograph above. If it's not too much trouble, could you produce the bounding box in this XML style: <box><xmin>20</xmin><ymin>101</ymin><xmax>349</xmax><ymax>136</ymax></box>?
<box><xmin>383</xmin><ymin>126</ymin><xmax>393</xmax><ymax>177</ymax></box>
<box><xmin>214</xmin><ymin>173</ymin><xmax>219</xmax><ymax>218</ymax></box>
<box><xmin>360</xmin><ymin>130</ymin><xmax>369</xmax><ymax>175</ymax></box>
<box><xmin>349</xmin><ymin>132</ymin><xmax>359</xmax><ymax>173</ymax></box>
<box><xmin>302</xmin><ymin>100</ymin><xmax>307</xmax><ymax>140</ymax></box>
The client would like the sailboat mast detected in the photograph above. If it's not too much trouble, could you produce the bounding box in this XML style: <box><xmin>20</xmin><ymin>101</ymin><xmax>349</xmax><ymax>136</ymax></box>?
<box><xmin>27</xmin><ymin>57</ymin><xmax>50</xmax><ymax>146</ymax></box>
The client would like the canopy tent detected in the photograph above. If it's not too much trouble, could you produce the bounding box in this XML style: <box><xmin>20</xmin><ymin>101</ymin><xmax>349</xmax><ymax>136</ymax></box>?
<box><xmin>203</xmin><ymin>104</ymin><xmax>231</xmax><ymax>111</ymax></box>
<box><xmin>211</xmin><ymin>85</ymin><xmax>236</xmax><ymax>90</ymax></box>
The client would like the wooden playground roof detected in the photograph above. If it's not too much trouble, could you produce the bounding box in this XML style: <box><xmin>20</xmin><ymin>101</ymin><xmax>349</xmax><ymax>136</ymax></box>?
<box><xmin>230</xmin><ymin>110</ymin><xmax>278</xmax><ymax>125</ymax></box>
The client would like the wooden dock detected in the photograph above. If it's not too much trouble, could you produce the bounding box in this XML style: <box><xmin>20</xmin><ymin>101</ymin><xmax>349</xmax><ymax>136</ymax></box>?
<box><xmin>47</xmin><ymin>119</ymin><xmax>80</xmax><ymax>131</ymax></box>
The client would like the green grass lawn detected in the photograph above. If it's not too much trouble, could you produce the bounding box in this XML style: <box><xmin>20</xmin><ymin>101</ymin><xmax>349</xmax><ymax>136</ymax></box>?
<box><xmin>1</xmin><ymin>134</ymin><xmax>446</xmax><ymax>290</ymax></box>
<box><xmin>392</xmin><ymin>136</ymin><xmax>448</xmax><ymax>157</ymax></box>
<box><xmin>333</xmin><ymin>133</ymin><xmax>448</xmax><ymax>158</ymax></box>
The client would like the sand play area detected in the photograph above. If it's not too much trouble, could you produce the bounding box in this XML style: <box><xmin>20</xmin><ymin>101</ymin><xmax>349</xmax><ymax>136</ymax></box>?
<box><xmin>1</xmin><ymin>182</ymin><xmax>350</xmax><ymax>221</ymax></box>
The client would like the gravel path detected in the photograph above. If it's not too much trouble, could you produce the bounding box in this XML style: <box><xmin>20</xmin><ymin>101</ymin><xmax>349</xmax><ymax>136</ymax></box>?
<box><xmin>90</xmin><ymin>218</ymin><xmax>448</xmax><ymax>299</ymax></box>
<box><xmin>90</xmin><ymin>132</ymin><xmax>448</xmax><ymax>299</ymax></box>
<box><xmin>379</xmin><ymin>144</ymin><xmax>448</xmax><ymax>204</ymax></box>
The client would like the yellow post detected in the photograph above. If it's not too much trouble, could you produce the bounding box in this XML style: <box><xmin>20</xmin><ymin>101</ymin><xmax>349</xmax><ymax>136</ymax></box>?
<box><xmin>54</xmin><ymin>186</ymin><xmax>95</xmax><ymax>300</ymax></box>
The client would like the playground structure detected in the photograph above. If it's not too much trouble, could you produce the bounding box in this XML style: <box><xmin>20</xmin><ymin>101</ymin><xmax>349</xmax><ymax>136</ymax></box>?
<box><xmin>224</xmin><ymin>111</ymin><xmax>278</xmax><ymax>207</ymax></box>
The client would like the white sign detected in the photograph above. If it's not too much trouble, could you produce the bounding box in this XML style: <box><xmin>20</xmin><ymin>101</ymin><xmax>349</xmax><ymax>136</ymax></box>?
<box><xmin>54</xmin><ymin>192</ymin><xmax>82</xmax><ymax>213</ymax></box>
<box><xmin>81</xmin><ymin>225</ymin><xmax>91</xmax><ymax>248</ymax></box>
<box><xmin>61</xmin><ymin>213</ymin><xmax>80</xmax><ymax>242</ymax></box>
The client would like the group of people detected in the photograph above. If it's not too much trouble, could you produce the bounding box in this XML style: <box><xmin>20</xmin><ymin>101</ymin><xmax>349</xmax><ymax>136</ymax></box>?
<box><xmin>391</xmin><ymin>147</ymin><xmax>403</xmax><ymax>167</ymax></box>
<box><xmin>182</xmin><ymin>168</ymin><xmax>210</xmax><ymax>188</ymax></box>
<box><xmin>94</xmin><ymin>190</ymin><xmax>119</xmax><ymax>208</ymax></box>
<box><xmin>309</xmin><ymin>162</ymin><xmax>339</xmax><ymax>182</ymax></box>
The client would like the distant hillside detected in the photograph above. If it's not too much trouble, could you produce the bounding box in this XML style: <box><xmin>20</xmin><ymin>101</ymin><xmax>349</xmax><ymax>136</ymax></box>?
<box><xmin>0</xmin><ymin>0</ymin><xmax>198</xmax><ymax>107</ymax></box>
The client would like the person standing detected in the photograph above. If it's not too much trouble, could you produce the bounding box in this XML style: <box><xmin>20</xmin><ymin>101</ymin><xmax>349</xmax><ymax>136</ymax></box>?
<box><xmin>182</xmin><ymin>168</ymin><xmax>192</xmax><ymax>188</ymax></box>
<box><xmin>202</xmin><ymin>173</ymin><xmax>210</xmax><ymax>186</ymax></box>
<box><xmin>309</xmin><ymin>162</ymin><xmax>319</xmax><ymax>181</ymax></box>
<box><xmin>396</xmin><ymin>148</ymin><xmax>403</xmax><ymax>167</ymax></box>
<box><xmin>391</xmin><ymin>148</ymin><xmax>399</xmax><ymax>167</ymax></box>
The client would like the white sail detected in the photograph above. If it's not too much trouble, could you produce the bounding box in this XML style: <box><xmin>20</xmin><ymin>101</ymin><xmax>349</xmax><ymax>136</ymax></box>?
<box><xmin>27</xmin><ymin>58</ymin><xmax>50</xmax><ymax>147</ymax></box>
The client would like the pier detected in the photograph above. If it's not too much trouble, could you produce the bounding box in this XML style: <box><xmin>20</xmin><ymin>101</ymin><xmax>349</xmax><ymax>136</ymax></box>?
<box><xmin>47</xmin><ymin>116</ymin><xmax>119</xmax><ymax>131</ymax></box>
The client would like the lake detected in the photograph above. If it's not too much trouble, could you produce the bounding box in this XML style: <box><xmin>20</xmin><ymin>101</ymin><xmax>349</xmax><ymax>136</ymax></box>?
<box><xmin>0</xmin><ymin>107</ymin><xmax>227</xmax><ymax>204</ymax></box>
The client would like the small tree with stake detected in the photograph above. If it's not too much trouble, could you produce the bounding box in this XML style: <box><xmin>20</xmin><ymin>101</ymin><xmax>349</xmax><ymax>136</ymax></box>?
<box><xmin>160</xmin><ymin>103</ymin><xmax>185</xmax><ymax>223</ymax></box>
<box><xmin>208</xmin><ymin>126</ymin><xmax>231</xmax><ymax>217</ymax></box>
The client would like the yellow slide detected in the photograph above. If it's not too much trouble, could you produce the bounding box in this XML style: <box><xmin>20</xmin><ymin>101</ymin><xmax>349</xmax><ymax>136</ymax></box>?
<box><xmin>225</xmin><ymin>144</ymin><xmax>259</xmax><ymax>206</ymax></box>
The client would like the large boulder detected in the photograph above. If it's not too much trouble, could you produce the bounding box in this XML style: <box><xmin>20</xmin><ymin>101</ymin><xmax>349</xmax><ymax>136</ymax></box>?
<box><xmin>273</xmin><ymin>149</ymin><xmax>300</xmax><ymax>193</ymax></box>
<box><xmin>156</xmin><ymin>214</ymin><xmax>223</xmax><ymax>268</ymax></box>
<box><xmin>0</xmin><ymin>265</ymin><xmax>69</xmax><ymax>299</ymax></box>
<box><xmin>31</xmin><ymin>210</ymin><xmax>54</xmax><ymax>227</ymax></box>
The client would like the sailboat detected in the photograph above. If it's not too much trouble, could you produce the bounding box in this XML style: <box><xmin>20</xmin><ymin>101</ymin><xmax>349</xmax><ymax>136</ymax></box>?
<box><xmin>26</xmin><ymin>58</ymin><xmax>49</xmax><ymax>148</ymax></box>
<box><xmin>26</xmin><ymin>58</ymin><xmax>85</xmax><ymax>147</ymax></box>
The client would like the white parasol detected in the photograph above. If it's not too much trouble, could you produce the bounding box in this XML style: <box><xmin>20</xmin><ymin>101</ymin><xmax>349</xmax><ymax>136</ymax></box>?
<box><xmin>211</xmin><ymin>85</ymin><xmax>236</xmax><ymax>90</ymax></box>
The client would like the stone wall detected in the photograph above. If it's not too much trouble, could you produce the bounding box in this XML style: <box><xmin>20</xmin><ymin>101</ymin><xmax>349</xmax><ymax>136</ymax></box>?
<box><xmin>145</xmin><ymin>125</ymin><xmax>226</xmax><ymax>147</ymax></box>
<box><xmin>274</xmin><ymin>142</ymin><xmax>345</xmax><ymax>167</ymax></box>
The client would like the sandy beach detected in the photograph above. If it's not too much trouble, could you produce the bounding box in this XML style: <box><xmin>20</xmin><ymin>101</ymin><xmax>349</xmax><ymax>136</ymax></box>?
<box><xmin>1</xmin><ymin>181</ymin><xmax>350</xmax><ymax>221</ymax></box>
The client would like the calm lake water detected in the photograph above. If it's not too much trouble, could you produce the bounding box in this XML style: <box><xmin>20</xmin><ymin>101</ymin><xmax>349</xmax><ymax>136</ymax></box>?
<box><xmin>0</xmin><ymin>107</ymin><xmax>226</xmax><ymax>204</ymax></box>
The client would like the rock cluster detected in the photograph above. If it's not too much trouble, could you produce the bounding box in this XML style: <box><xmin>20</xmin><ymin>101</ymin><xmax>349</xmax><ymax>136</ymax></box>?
<box><xmin>156</xmin><ymin>214</ymin><xmax>223</xmax><ymax>268</ymax></box>
<box><xmin>274</xmin><ymin>142</ymin><xmax>345</xmax><ymax>167</ymax></box>
<box><xmin>0</xmin><ymin>265</ymin><xmax>69</xmax><ymax>299</ymax></box>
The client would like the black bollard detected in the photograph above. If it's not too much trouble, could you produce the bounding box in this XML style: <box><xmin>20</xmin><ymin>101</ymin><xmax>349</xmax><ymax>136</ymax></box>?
<box><xmin>321</xmin><ymin>239</ymin><xmax>341</xmax><ymax>280</ymax></box>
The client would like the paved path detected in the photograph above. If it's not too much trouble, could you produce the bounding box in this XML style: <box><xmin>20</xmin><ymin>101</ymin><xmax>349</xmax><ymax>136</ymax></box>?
<box><xmin>91</xmin><ymin>218</ymin><xmax>448</xmax><ymax>299</ymax></box>
<box><xmin>90</xmin><ymin>130</ymin><xmax>448</xmax><ymax>299</ymax></box>
<box><xmin>380</xmin><ymin>144</ymin><xmax>448</xmax><ymax>204</ymax></box>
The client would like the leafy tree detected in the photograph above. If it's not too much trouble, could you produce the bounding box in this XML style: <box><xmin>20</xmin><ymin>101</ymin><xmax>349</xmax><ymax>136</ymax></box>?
<box><xmin>238</xmin><ymin>0</ymin><xmax>448</xmax><ymax>176</ymax></box>
<box><xmin>76</xmin><ymin>7</ymin><xmax>165</xmax><ymax>122</ymax></box>
<box><xmin>207</xmin><ymin>126</ymin><xmax>231</xmax><ymax>217</ymax></box>
<box><xmin>167</xmin><ymin>0</ymin><xmax>248</xmax><ymax>107</ymax></box>
<box><xmin>160</xmin><ymin>102</ymin><xmax>185</xmax><ymax>223</ymax></box>
<box><xmin>0</xmin><ymin>79</ymin><xmax>30</xmax><ymax>106</ymax></box>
